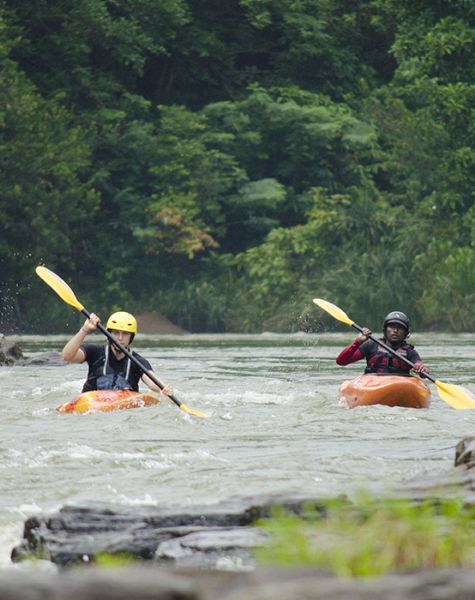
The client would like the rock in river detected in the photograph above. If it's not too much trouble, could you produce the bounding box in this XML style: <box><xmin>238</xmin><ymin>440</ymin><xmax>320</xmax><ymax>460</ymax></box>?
<box><xmin>11</xmin><ymin>494</ymin><xmax>317</xmax><ymax>568</ymax></box>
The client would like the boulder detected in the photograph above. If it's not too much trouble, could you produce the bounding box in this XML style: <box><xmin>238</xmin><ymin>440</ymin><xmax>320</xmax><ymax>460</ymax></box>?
<box><xmin>15</xmin><ymin>351</ymin><xmax>66</xmax><ymax>367</ymax></box>
<box><xmin>0</xmin><ymin>336</ymin><xmax>66</xmax><ymax>367</ymax></box>
<box><xmin>0</xmin><ymin>336</ymin><xmax>24</xmax><ymax>365</ymax></box>
<box><xmin>455</xmin><ymin>437</ymin><xmax>475</xmax><ymax>469</ymax></box>
<box><xmin>11</xmin><ymin>494</ymin><xmax>321</xmax><ymax>567</ymax></box>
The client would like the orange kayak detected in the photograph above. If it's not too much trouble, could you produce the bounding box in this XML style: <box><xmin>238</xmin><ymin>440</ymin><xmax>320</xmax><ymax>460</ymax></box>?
<box><xmin>57</xmin><ymin>390</ymin><xmax>161</xmax><ymax>414</ymax></box>
<box><xmin>339</xmin><ymin>374</ymin><xmax>430</xmax><ymax>409</ymax></box>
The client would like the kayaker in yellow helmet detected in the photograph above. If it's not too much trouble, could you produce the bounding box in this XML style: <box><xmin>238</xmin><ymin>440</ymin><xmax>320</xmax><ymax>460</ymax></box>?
<box><xmin>61</xmin><ymin>311</ymin><xmax>173</xmax><ymax>395</ymax></box>
<box><xmin>336</xmin><ymin>311</ymin><xmax>430</xmax><ymax>377</ymax></box>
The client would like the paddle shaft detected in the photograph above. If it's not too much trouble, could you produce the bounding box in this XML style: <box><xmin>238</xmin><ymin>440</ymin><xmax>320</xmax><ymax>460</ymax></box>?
<box><xmin>80</xmin><ymin>307</ymin><xmax>183</xmax><ymax>409</ymax></box>
<box><xmin>351</xmin><ymin>323</ymin><xmax>435</xmax><ymax>384</ymax></box>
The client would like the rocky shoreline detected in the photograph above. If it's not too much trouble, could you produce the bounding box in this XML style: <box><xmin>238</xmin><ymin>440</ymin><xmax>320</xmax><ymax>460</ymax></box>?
<box><xmin>11</xmin><ymin>438</ymin><xmax>475</xmax><ymax>569</ymax></box>
<box><xmin>11</xmin><ymin>494</ymin><xmax>318</xmax><ymax>568</ymax></box>
<box><xmin>7</xmin><ymin>437</ymin><xmax>475</xmax><ymax>597</ymax></box>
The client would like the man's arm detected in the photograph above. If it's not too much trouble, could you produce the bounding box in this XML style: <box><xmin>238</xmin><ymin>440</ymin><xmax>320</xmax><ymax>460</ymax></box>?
<box><xmin>142</xmin><ymin>370</ymin><xmax>173</xmax><ymax>396</ymax></box>
<box><xmin>336</xmin><ymin>328</ymin><xmax>371</xmax><ymax>366</ymax></box>
<box><xmin>61</xmin><ymin>313</ymin><xmax>100</xmax><ymax>363</ymax></box>
<box><xmin>408</xmin><ymin>347</ymin><xmax>430</xmax><ymax>377</ymax></box>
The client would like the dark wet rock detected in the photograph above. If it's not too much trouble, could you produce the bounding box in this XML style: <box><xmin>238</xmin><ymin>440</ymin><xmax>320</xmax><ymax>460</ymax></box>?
<box><xmin>155</xmin><ymin>527</ymin><xmax>268</xmax><ymax>569</ymax></box>
<box><xmin>11</xmin><ymin>437</ymin><xmax>475</xmax><ymax>570</ymax></box>
<box><xmin>455</xmin><ymin>437</ymin><xmax>475</xmax><ymax>469</ymax></box>
<box><xmin>1</xmin><ymin>566</ymin><xmax>475</xmax><ymax>600</ymax></box>
<box><xmin>14</xmin><ymin>350</ymin><xmax>66</xmax><ymax>366</ymax></box>
<box><xmin>0</xmin><ymin>337</ymin><xmax>24</xmax><ymax>365</ymax></box>
<box><xmin>0</xmin><ymin>337</ymin><xmax>65</xmax><ymax>366</ymax></box>
<box><xmin>11</xmin><ymin>495</ymin><xmax>322</xmax><ymax>567</ymax></box>
<box><xmin>395</xmin><ymin>438</ymin><xmax>475</xmax><ymax>504</ymax></box>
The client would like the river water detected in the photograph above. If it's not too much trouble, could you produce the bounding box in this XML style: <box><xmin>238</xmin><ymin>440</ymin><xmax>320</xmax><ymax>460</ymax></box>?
<box><xmin>1</xmin><ymin>332</ymin><xmax>474</xmax><ymax>565</ymax></box>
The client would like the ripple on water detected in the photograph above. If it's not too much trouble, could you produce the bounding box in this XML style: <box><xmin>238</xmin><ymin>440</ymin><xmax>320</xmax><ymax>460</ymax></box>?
<box><xmin>1</xmin><ymin>332</ymin><xmax>474</xmax><ymax>564</ymax></box>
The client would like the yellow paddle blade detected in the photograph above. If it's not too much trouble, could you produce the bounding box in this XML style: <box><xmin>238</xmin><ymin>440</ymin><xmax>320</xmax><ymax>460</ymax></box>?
<box><xmin>180</xmin><ymin>403</ymin><xmax>208</xmax><ymax>418</ymax></box>
<box><xmin>36</xmin><ymin>266</ymin><xmax>84</xmax><ymax>312</ymax></box>
<box><xmin>313</xmin><ymin>298</ymin><xmax>354</xmax><ymax>327</ymax></box>
<box><xmin>434</xmin><ymin>380</ymin><xmax>475</xmax><ymax>410</ymax></box>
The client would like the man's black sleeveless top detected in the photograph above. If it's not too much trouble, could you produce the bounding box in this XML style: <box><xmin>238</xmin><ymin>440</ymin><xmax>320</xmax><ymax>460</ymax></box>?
<box><xmin>80</xmin><ymin>343</ymin><xmax>152</xmax><ymax>392</ymax></box>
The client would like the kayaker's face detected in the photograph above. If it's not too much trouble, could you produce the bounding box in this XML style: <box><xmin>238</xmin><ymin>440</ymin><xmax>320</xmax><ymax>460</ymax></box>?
<box><xmin>110</xmin><ymin>329</ymin><xmax>132</xmax><ymax>348</ymax></box>
<box><xmin>385</xmin><ymin>323</ymin><xmax>407</xmax><ymax>345</ymax></box>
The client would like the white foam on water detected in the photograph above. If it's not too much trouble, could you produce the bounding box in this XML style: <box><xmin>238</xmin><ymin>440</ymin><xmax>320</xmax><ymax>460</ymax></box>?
<box><xmin>1</xmin><ymin>332</ymin><xmax>474</xmax><ymax>568</ymax></box>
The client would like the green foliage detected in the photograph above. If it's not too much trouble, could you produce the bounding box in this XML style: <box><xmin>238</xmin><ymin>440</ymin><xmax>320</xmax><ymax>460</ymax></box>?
<box><xmin>94</xmin><ymin>551</ymin><xmax>137</xmax><ymax>568</ymax></box>
<box><xmin>204</xmin><ymin>85</ymin><xmax>380</xmax><ymax>194</ymax></box>
<box><xmin>4</xmin><ymin>0</ymin><xmax>190</xmax><ymax>108</ymax></box>
<box><xmin>147</xmin><ymin>254</ymin><xmax>242</xmax><ymax>332</ymax></box>
<box><xmin>256</xmin><ymin>496</ymin><xmax>475</xmax><ymax>577</ymax></box>
<box><xmin>419</xmin><ymin>246</ymin><xmax>475</xmax><ymax>331</ymax></box>
<box><xmin>0</xmin><ymin>68</ymin><xmax>98</xmax><ymax>266</ymax></box>
<box><xmin>0</xmin><ymin>19</ymin><xmax>99</xmax><ymax>326</ymax></box>
<box><xmin>236</xmin><ymin>0</ymin><xmax>397</xmax><ymax>97</ymax></box>
<box><xmin>1</xmin><ymin>0</ymin><xmax>475</xmax><ymax>332</ymax></box>
<box><xmin>233</xmin><ymin>185</ymin><xmax>412</xmax><ymax>331</ymax></box>
<box><xmin>393</xmin><ymin>11</ymin><xmax>475</xmax><ymax>84</ymax></box>
<box><xmin>202</xmin><ymin>85</ymin><xmax>381</xmax><ymax>256</ymax></box>
<box><xmin>144</xmin><ymin>104</ymin><xmax>245</xmax><ymax>257</ymax></box>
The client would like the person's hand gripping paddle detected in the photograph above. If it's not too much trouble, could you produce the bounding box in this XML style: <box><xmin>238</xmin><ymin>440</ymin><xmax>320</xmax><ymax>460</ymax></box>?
<box><xmin>36</xmin><ymin>266</ymin><xmax>207</xmax><ymax>418</ymax></box>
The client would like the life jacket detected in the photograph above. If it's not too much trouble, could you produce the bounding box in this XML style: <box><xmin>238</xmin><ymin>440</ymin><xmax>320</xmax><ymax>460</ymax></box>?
<box><xmin>363</xmin><ymin>339</ymin><xmax>413</xmax><ymax>376</ymax></box>
<box><xmin>96</xmin><ymin>344</ymin><xmax>133</xmax><ymax>390</ymax></box>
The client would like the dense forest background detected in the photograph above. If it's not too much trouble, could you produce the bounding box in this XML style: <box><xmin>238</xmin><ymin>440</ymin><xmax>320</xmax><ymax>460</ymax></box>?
<box><xmin>1</xmin><ymin>0</ymin><xmax>474</xmax><ymax>333</ymax></box>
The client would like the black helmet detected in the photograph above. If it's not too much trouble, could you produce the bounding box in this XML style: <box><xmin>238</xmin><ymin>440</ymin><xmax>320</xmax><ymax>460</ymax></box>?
<box><xmin>383</xmin><ymin>311</ymin><xmax>410</xmax><ymax>331</ymax></box>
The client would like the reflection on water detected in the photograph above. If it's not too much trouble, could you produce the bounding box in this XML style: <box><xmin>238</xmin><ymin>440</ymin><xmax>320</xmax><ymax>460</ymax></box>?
<box><xmin>0</xmin><ymin>332</ymin><xmax>474</xmax><ymax>564</ymax></box>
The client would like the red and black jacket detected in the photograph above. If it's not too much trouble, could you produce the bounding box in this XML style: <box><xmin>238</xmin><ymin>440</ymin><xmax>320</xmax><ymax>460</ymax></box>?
<box><xmin>336</xmin><ymin>338</ymin><xmax>423</xmax><ymax>376</ymax></box>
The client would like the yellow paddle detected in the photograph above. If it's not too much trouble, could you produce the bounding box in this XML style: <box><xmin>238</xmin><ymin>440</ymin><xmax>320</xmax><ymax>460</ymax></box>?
<box><xmin>313</xmin><ymin>298</ymin><xmax>475</xmax><ymax>410</ymax></box>
<box><xmin>36</xmin><ymin>266</ymin><xmax>207</xmax><ymax>418</ymax></box>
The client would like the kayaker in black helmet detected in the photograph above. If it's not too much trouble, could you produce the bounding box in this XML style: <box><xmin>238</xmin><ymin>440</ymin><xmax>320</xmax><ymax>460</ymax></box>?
<box><xmin>61</xmin><ymin>311</ymin><xmax>173</xmax><ymax>395</ymax></box>
<box><xmin>336</xmin><ymin>311</ymin><xmax>430</xmax><ymax>377</ymax></box>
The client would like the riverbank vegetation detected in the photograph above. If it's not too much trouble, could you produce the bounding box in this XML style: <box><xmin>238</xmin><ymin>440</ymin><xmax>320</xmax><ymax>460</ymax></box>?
<box><xmin>256</xmin><ymin>496</ymin><xmax>475</xmax><ymax>577</ymax></box>
<box><xmin>1</xmin><ymin>1</ymin><xmax>474</xmax><ymax>332</ymax></box>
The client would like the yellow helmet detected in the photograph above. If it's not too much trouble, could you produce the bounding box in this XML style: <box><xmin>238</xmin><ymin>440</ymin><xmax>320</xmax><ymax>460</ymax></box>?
<box><xmin>106</xmin><ymin>311</ymin><xmax>137</xmax><ymax>334</ymax></box>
